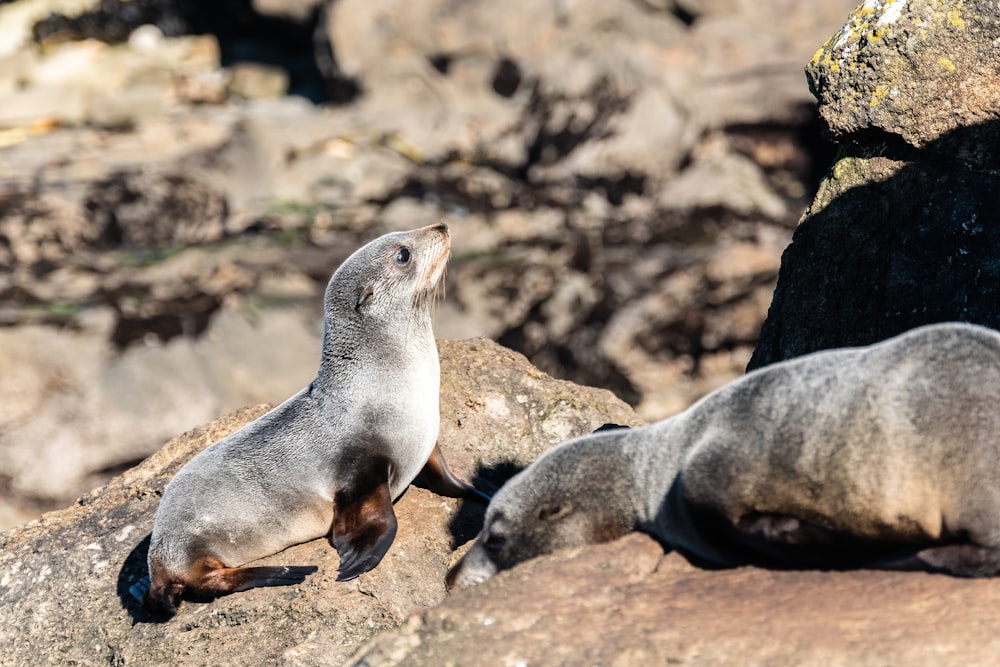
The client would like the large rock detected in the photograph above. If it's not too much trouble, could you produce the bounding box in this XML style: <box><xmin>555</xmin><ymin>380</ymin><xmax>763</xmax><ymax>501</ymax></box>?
<box><xmin>0</xmin><ymin>338</ymin><xmax>638</xmax><ymax>666</ymax></box>
<box><xmin>808</xmin><ymin>0</ymin><xmax>1000</xmax><ymax>150</ymax></box>
<box><xmin>750</xmin><ymin>0</ymin><xmax>1000</xmax><ymax>368</ymax></box>
<box><xmin>349</xmin><ymin>534</ymin><xmax>1000</xmax><ymax>666</ymax></box>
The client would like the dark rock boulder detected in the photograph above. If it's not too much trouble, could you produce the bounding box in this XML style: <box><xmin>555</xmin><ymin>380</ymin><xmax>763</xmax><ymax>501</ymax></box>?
<box><xmin>750</xmin><ymin>0</ymin><xmax>1000</xmax><ymax>369</ymax></box>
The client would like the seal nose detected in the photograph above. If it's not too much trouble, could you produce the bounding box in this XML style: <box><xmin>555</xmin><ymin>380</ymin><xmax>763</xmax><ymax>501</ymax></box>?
<box><xmin>435</xmin><ymin>222</ymin><xmax>449</xmax><ymax>233</ymax></box>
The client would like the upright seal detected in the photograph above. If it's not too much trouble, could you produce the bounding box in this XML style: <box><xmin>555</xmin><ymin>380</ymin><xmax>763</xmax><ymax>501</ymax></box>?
<box><xmin>143</xmin><ymin>223</ymin><xmax>487</xmax><ymax>615</ymax></box>
<box><xmin>448</xmin><ymin>322</ymin><xmax>1000</xmax><ymax>588</ymax></box>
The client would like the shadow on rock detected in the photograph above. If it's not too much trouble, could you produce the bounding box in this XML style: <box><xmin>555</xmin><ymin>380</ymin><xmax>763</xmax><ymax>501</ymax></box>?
<box><xmin>117</xmin><ymin>533</ymin><xmax>166</xmax><ymax>624</ymax></box>
<box><xmin>445</xmin><ymin>460</ymin><xmax>525</xmax><ymax>549</ymax></box>
<box><xmin>749</xmin><ymin>119</ymin><xmax>1000</xmax><ymax>370</ymax></box>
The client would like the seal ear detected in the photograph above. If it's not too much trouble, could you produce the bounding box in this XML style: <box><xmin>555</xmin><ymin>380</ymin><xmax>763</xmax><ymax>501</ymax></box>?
<box><xmin>536</xmin><ymin>502</ymin><xmax>572</xmax><ymax>522</ymax></box>
<box><xmin>332</xmin><ymin>472</ymin><xmax>398</xmax><ymax>581</ymax></box>
<box><xmin>355</xmin><ymin>285</ymin><xmax>374</xmax><ymax>311</ymax></box>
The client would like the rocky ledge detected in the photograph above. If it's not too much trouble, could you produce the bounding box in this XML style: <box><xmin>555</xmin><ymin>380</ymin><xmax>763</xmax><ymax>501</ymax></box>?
<box><xmin>0</xmin><ymin>339</ymin><xmax>639</xmax><ymax>666</ymax></box>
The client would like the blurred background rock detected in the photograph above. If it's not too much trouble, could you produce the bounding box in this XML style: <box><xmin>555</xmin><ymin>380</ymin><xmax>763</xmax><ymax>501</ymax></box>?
<box><xmin>0</xmin><ymin>0</ymin><xmax>858</xmax><ymax>528</ymax></box>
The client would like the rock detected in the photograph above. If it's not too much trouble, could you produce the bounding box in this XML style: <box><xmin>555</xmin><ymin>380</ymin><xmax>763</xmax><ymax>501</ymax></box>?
<box><xmin>28</xmin><ymin>0</ymin><xmax>345</xmax><ymax>103</ymax></box>
<box><xmin>688</xmin><ymin>1</ymin><xmax>864</xmax><ymax>129</ymax></box>
<box><xmin>657</xmin><ymin>134</ymin><xmax>788</xmax><ymax>221</ymax></box>
<box><xmin>252</xmin><ymin>0</ymin><xmax>322</xmax><ymax>23</ymax></box>
<box><xmin>0</xmin><ymin>191</ymin><xmax>96</xmax><ymax>270</ymax></box>
<box><xmin>0</xmin><ymin>338</ymin><xmax>639</xmax><ymax>665</ymax></box>
<box><xmin>328</xmin><ymin>0</ymin><xmax>693</xmax><ymax>179</ymax></box>
<box><xmin>0</xmin><ymin>305</ymin><xmax>321</xmax><ymax>516</ymax></box>
<box><xmin>0</xmin><ymin>0</ymin><xmax>98</xmax><ymax>58</ymax></box>
<box><xmin>807</xmin><ymin>0</ymin><xmax>1000</xmax><ymax>150</ymax></box>
<box><xmin>227</xmin><ymin>62</ymin><xmax>290</xmax><ymax>100</ymax></box>
<box><xmin>85</xmin><ymin>168</ymin><xmax>229</xmax><ymax>249</ymax></box>
<box><xmin>435</xmin><ymin>339</ymin><xmax>641</xmax><ymax>469</ymax></box>
<box><xmin>749</xmin><ymin>0</ymin><xmax>1000</xmax><ymax>369</ymax></box>
<box><xmin>348</xmin><ymin>533</ymin><xmax>1000</xmax><ymax>666</ymax></box>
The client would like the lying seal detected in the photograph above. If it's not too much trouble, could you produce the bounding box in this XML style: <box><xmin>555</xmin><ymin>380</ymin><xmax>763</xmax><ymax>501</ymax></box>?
<box><xmin>448</xmin><ymin>322</ymin><xmax>1000</xmax><ymax>588</ymax></box>
<box><xmin>143</xmin><ymin>223</ymin><xmax>487</xmax><ymax>615</ymax></box>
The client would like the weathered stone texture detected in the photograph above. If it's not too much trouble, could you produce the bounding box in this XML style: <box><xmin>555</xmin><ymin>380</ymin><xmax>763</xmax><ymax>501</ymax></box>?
<box><xmin>350</xmin><ymin>534</ymin><xmax>1000</xmax><ymax>667</ymax></box>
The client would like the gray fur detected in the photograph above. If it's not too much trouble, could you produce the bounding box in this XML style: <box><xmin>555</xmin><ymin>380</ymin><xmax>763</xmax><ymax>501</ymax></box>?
<box><xmin>147</xmin><ymin>223</ymin><xmax>450</xmax><ymax>610</ymax></box>
<box><xmin>448</xmin><ymin>322</ymin><xmax>1000</xmax><ymax>588</ymax></box>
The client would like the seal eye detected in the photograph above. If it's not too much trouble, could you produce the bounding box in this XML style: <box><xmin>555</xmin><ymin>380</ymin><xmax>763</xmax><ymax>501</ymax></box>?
<box><xmin>395</xmin><ymin>247</ymin><xmax>411</xmax><ymax>266</ymax></box>
<box><xmin>484</xmin><ymin>533</ymin><xmax>506</xmax><ymax>554</ymax></box>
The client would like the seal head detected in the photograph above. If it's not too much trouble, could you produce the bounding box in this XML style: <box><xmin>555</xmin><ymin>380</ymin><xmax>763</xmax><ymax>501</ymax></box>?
<box><xmin>447</xmin><ymin>430</ymin><xmax>637</xmax><ymax>589</ymax></box>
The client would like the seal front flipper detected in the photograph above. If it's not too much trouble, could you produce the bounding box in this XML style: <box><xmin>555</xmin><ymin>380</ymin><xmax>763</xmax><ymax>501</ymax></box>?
<box><xmin>414</xmin><ymin>442</ymin><xmax>492</xmax><ymax>505</ymax></box>
<box><xmin>332</xmin><ymin>477</ymin><xmax>399</xmax><ymax>581</ymax></box>
<box><xmin>222</xmin><ymin>565</ymin><xmax>320</xmax><ymax>591</ymax></box>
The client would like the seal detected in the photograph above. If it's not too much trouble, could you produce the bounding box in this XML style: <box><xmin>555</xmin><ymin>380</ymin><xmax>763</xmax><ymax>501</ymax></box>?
<box><xmin>448</xmin><ymin>322</ymin><xmax>1000</xmax><ymax>588</ymax></box>
<box><xmin>143</xmin><ymin>222</ymin><xmax>488</xmax><ymax>615</ymax></box>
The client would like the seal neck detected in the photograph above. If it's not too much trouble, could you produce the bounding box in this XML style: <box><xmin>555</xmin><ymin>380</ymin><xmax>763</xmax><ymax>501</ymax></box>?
<box><xmin>624</xmin><ymin>418</ymin><xmax>691</xmax><ymax>531</ymax></box>
<box><xmin>314</xmin><ymin>311</ymin><xmax>437</xmax><ymax>397</ymax></box>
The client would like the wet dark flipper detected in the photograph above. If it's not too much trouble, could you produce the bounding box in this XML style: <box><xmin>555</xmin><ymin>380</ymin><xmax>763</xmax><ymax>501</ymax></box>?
<box><xmin>144</xmin><ymin>559</ymin><xmax>317</xmax><ymax>616</ymax></box>
<box><xmin>222</xmin><ymin>565</ymin><xmax>319</xmax><ymax>591</ymax></box>
<box><xmin>414</xmin><ymin>442</ymin><xmax>491</xmax><ymax>504</ymax></box>
<box><xmin>332</xmin><ymin>466</ymin><xmax>399</xmax><ymax>581</ymax></box>
<box><xmin>905</xmin><ymin>544</ymin><xmax>1000</xmax><ymax>577</ymax></box>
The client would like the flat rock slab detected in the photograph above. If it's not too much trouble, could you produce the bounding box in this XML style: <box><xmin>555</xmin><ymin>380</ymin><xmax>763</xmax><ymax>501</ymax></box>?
<box><xmin>0</xmin><ymin>338</ymin><xmax>638</xmax><ymax>666</ymax></box>
<box><xmin>351</xmin><ymin>533</ymin><xmax>1000</xmax><ymax>666</ymax></box>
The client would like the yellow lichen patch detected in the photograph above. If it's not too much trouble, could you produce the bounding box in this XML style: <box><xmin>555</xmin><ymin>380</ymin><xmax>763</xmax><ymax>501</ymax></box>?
<box><xmin>938</xmin><ymin>56</ymin><xmax>956</xmax><ymax>72</ymax></box>
<box><xmin>830</xmin><ymin>156</ymin><xmax>868</xmax><ymax>185</ymax></box>
<box><xmin>869</xmin><ymin>84</ymin><xmax>890</xmax><ymax>108</ymax></box>
<box><xmin>813</xmin><ymin>46</ymin><xmax>842</xmax><ymax>73</ymax></box>
<box><xmin>831</xmin><ymin>159</ymin><xmax>850</xmax><ymax>181</ymax></box>
<box><xmin>948</xmin><ymin>3</ymin><xmax>966</xmax><ymax>29</ymax></box>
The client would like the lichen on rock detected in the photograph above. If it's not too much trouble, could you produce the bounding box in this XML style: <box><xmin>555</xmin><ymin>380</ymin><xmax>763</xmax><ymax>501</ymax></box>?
<box><xmin>807</xmin><ymin>0</ymin><xmax>1000</xmax><ymax>150</ymax></box>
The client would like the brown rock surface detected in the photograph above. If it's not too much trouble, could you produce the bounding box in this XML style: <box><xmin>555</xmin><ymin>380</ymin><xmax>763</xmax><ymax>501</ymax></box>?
<box><xmin>0</xmin><ymin>338</ymin><xmax>638</xmax><ymax>666</ymax></box>
<box><xmin>350</xmin><ymin>534</ymin><xmax>1000</xmax><ymax>666</ymax></box>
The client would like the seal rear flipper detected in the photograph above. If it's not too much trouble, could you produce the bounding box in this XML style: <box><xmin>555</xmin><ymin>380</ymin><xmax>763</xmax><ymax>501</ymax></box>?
<box><xmin>145</xmin><ymin>558</ymin><xmax>318</xmax><ymax>615</ymax></box>
<box><xmin>414</xmin><ymin>442</ymin><xmax>492</xmax><ymax>505</ymax></box>
<box><xmin>901</xmin><ymin>543</ymin><xmax>1000</xmax><ymax>577</ymax></box>
<box><xmin>332</xmin><ymin>479</ymin><xmax>399</xmax><ymax>581</ymax></box>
